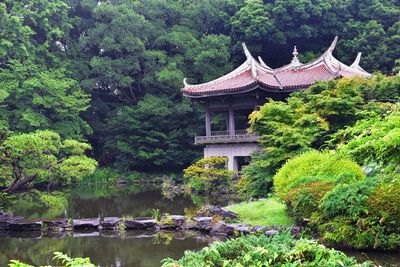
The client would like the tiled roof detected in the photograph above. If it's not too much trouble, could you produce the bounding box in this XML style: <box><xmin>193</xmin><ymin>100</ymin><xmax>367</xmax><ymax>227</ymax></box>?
<box><xmin>182</xmin><ymin>37</ymin><xmax>371</xmax><ymax>98</ymax></box>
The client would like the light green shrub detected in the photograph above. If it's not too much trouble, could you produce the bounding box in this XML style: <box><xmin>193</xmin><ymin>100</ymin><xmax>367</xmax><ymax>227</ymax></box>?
<box><xmin>274</xmin><ymin>150</ymin><xmax>365</xmax><ymax>196</ymax></box>
<box><xmin>183</xmin><ymin>157</ymin><xmax>234</xmax><ymax>193</ymax></box>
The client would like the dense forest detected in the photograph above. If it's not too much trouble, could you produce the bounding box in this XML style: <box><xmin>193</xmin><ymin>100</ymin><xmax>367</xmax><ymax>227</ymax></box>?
<box><xmin>0</xmin><ymin>0</ymin><xmax>399</xmax><ymax>173</ymax></box>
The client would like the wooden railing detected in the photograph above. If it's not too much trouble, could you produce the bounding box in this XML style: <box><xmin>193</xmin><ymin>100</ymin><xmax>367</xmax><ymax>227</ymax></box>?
<box><xmin>195</xmin><ymin>130</ymin><xmax>260</xmax><ymax>145</ymax></box>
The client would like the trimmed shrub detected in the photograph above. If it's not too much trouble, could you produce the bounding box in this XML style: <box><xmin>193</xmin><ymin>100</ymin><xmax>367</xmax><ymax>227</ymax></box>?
<box><xmin>183</xmin><ymin>157</ymin><xmax>234</xmax><ymax>193</ymax></box>
<box><xmin>274</xmin><ymin>151</ymin><xmax>365</xmax><ymax>196</ymax></box>
<box><xmin>161</xmin><ymin>233</ymin><xmax>373</xmax><ymax>267</ymax></box>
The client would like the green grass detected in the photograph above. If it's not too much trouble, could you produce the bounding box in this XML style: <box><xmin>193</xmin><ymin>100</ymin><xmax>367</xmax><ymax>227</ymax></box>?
<box><xmin>226</xmin><ymin>197</ymin><xmax>293</xmax><ymax>226</ymax></box>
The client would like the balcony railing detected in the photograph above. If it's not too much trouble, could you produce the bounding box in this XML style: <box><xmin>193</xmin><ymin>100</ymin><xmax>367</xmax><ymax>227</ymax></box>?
<box><xmin>195</xmin><ymin>130</ymin><xmax>260</xmax><ymax>144</ymax></box>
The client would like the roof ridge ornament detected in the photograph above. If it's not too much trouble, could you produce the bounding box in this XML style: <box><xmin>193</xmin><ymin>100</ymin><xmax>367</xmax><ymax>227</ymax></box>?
<box><xmin>242</xmin><ymin>42</ymin><xmax>258</xmax><ymax>79</ymax></box>
<box><xmin>291</xmin><ymin>46</ymin><xmax>302</xmax><ymax>67</ymax></box>
<box><xmin>183</xmin><ymin>77</ymin><xmax>190</xmax><ymax>87</ymax></box>
<box><xmin>350</xmin><ymin>52</ymin><xmax>362</xmax><ymax>68</ymax></box>
<box><xmin>326</xmin><ymin>36</ymin><xmax>338</xmax><ymax>56</ymax></box>
<box><xmin>242</xmin><ymin>43</ymin><xmax>253</xmax><ymax>63</ymax></box>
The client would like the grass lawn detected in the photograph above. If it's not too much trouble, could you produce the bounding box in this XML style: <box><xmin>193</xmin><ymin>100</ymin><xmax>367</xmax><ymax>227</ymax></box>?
<box><xmin>226</xmin><ymin>197</ymin><xmax>293</xmax><ymax>226</ymax></box>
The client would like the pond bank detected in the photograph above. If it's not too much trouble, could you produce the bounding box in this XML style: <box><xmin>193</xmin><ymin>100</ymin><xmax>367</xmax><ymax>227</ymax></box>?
<box><xmin>0</xmin><ymin>204</ymin><xmax>298</xmax><ymax>238</ymax></box>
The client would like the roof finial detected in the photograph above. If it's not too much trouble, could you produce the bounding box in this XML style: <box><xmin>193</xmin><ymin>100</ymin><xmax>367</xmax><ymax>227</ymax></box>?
<box><xmin>291</xmin><ymin>46</ymin><xmax>301</xmax><ymax>66</ymax></box>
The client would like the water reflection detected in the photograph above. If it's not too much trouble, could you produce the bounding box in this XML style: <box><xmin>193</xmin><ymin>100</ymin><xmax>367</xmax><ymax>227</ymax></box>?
<box><xmin>0</xmin><ymin>230</ymin><xmax>220</xmax><ymax>267</ymax></box>
<box><xmin>10</xmin><ymin>185</ymin><xmax>198</xmax><ymax>219</ymax></box>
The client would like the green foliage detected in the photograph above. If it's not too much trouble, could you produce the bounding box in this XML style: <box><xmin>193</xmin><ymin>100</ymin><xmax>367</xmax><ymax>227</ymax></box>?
<box><xmin>274</xmin><ymin>151</ymin><xmax>365</xmax><ymax>196</ymax></box>
<box><xmin>237</xmin><ymin>152</ymin><xmax>274</xmax><ymax>197</ymax></box>
<box><xmin>1</xmin><ymin>0</ymin><xmax>399</xmax><ymax>170</ymax></box>
<box><xmin>333</xmin><ymin>104</ymin><xmax>400</xmax><ymax>173</ymax></box>
<box><xmin>183</xmin><ymin>157</ymin><xmax>234</xmax><ymax>193</ymax></box>
<box><xmin>9</xmin><ymin>252</ymin><xmax>95</xmax><ymax>267</ymax></box>
<box><xmin>0</xmin><ymin>61</ymin><xmax>91</xmax><ymax>139</ymax></box>
<box><xmin>162</xmin><ymin>233</ymin><xmax>373</xmax><ymax>267</ymax></box>
<box><xmin>103</xmin><ymin>95</ymin><xmax>201</xmax><ymax>171</ymax></box>
<box><xmin>0</xmin><ymin>130</ymin><xmax>97</xmax><ymax>192</ymax></box>
<box><xmin>285</xmin><ymin>181</ymin><xmax>335</xmax><ymax>224</ymax></box>
<box><xmin>0</xmin><ymin>192</ymin><xmax>14</xmax><ymax>211</ymax></box>
<box><xmin>314</xmin><ymin>175</ymin><xmax>400</xmax><ymax>250</ymax></box>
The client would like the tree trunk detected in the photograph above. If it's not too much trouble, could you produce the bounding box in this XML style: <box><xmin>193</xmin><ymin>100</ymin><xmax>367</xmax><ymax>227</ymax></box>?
<box><xmin>2</xmin><ymin>162</ymin><xmax>37</xmax><ymax>193</ymax></box>
<box><xmin>2</xmin><ymin>174</ymin><xmax>37</xmax><ymax>193</ymax></box>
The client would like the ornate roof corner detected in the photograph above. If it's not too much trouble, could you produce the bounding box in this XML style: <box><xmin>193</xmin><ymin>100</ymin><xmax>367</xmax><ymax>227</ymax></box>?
<box><xmin>242</xmin><ymin>42</ymin><xmax>253</xmax><ymax>63</ymax></box>
<box><xmin>258</xmin><ymin>56</ymin><xmax>272</xmax><ymax>70</ymax></box>
<box><xmin>326</xmin><ymin>36</ymin><xmax>338</xmax><ymax>55</ymax></box>
<box><xmin>183</xmin><ymin>77</ymin><xmax>190</xmax><ymax>87</ymax></box>
<box><xmin>350</xmin><ymin>52</ymin><xmax>362</xmax><ymax>68</ymax></box>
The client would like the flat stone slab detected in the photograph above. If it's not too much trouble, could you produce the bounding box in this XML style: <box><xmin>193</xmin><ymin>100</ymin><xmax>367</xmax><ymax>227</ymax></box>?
<box><xmin>125</xmin><ymin>218</ymin><xmax>157</xmax><ymax>229</ymax></box>
<box><xmin>9</xmin><ymin>220</ymin><xmax>42</xmax><ymax>231</ymax></box>
<box><xmin>43</xmin><ymin>219</ymin><xmax>68</xmax><ymax>229</ymax></box>
<box><xmin>73</xmin><ymin>218</ymin><xmax>100</xmax><ymax>229</ymax></box>
<box><xmin>265</xmin><ymin>229</ymin><xmax>279</xmax><ymax>236</ymax></box>
<box><xmin>101</xmin><ymin>217</ymin><xmax>121</xmax><ymax>229</ymax></box>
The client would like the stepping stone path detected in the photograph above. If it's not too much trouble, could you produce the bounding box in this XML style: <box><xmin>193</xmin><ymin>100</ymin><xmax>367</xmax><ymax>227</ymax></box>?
<box><xmin>0</xmin><ymin>207</ymin><xmax>302</xmax><ymax>238</ymax></box>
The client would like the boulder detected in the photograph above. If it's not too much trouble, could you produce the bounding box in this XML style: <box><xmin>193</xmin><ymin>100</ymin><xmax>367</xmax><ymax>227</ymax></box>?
<box><xmin>197</xmin><ymin>205</ymin><xmax>238</xmax><ymax>219</ymax></box>
<box><xmin>125</xmin><ymin>218</ymin><xmax>157</xmax><ymax>229</ymax></box>
<box><xmin>73</xmin><ymin>218</ymin><xmax>100</xmax><ymax>229</ymax></box>
<box><xmin>265</xmin><ymin>229</ymin><xmax>279</xmax><ymax>236</ymax></box>
<box><xmin>251</xmin><ymin>225</ymin><xmax>268</xmax><ymax>233</ymax></box>
<box><xmin>9</xmin><ymin>220</ymin><xmax>42</xmax><ymax>231</ymax></box>
<box><xmin>101</xmin><ymin>217</ymin><xmax>121</xmax><ymax>230</ymax></box>
<box><xmin>192</xmin><ymin>217</ymin><xmax>213</xmax><ymax>231</ymax></box>
<box><xmin>170</xmin><ymin>215</ymin><xmax>185</xmax><ymax>227</ymax></box>
<box><xmin>290</xmin><ymin>226</ymin><xmax>303</xmax><ymax>236</ymax></box>
<box><xmin>211</xmin><ymin>221</ymin><xmax>235</xmax><ymax>236</ymax></box>
<box><xmin>228</xmin><ymin>223</ymin><xmax>250</xmax><ymax>235</ymax></box>
<box><xmin>159</xmin><ymin>215</ymin><xmax>186</xmax><ymax>229</ymax></box>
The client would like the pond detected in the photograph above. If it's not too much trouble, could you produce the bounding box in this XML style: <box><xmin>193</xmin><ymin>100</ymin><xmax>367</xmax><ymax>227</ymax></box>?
<box><xmin>1</xmin><ymin>184</ymin><xmax>399</xmax><ymax>267</ymax></box>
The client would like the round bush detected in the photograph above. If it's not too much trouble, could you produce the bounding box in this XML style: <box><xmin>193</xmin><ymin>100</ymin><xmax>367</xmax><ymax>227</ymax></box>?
<box><xmin>274</xmin><ymin>151</ymin><xmax>365</xmax><ymax>196</ymax></box>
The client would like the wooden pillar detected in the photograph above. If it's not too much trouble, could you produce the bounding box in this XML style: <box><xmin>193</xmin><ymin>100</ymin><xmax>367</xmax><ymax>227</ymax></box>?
<box><xmin>205</xmin><ymin>106</ymin><xmax>211</xmax><ymax>136</ymax></box>
<box><xmin>229</xmin><ymin>105</ymin><xmax>235</xmax><ymax>136</ymax></box>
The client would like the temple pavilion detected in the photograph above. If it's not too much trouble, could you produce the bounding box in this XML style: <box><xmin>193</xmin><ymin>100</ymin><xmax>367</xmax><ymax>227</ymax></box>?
<box><xmin>182</xmin><ymin>36</ymin><xmax>370</xmax><ymax>171</ymax></box>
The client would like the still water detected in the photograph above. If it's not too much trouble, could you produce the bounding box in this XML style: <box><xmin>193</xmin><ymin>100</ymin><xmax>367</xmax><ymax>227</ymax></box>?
<box><xmin>0</xmin><ymin>184</ymin><xmax>234</xmax><ymax>267</ymax></box>
<box><xmin>1</xmin><ymin>184</ymin><xmax>399</xmax><ymax>267</ymax></box>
